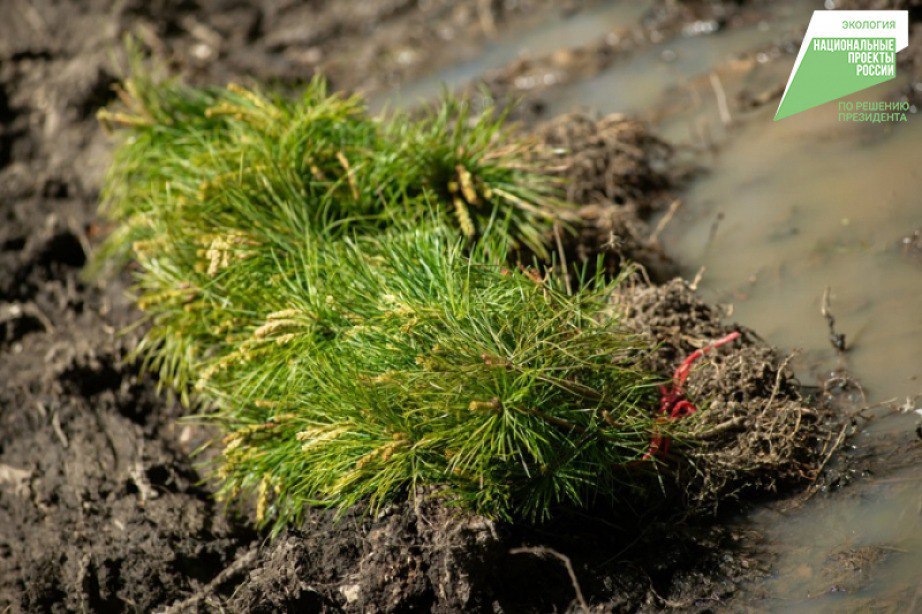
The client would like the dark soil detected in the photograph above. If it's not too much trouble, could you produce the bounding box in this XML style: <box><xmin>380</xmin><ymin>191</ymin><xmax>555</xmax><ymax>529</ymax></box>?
<box><xmin>1</xmin><ymin>1</ymin><xmax>843</xmax><ymax>611</ymax></box>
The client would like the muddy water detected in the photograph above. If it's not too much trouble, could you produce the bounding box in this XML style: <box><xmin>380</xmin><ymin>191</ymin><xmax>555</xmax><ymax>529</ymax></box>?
<box><xmin>749</xmin><ymin>465</ymin><xmax>922</xmax><ymax>612</ymax></box>
<box><xmin>384</xmin><ymin>1</ymin><xmax>921</xmax><ymax>609</ymax></box>
<box><xmin>663</xmin><ymin>91</ymin><xmax>922</xmax><ymax>404</ymax></box>
<box><xmin>369</xmin><ymin>0</ymin><xmax>652</xmax><ymax>111</ymax></box>
<box><xmin>541</xmin><ymin>1</ymin><xmax>813</xmax><ymax>122</ymax></box>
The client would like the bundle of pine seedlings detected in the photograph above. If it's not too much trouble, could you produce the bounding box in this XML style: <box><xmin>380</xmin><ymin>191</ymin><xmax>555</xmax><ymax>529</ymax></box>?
<box><xmin>95</xmin><ymin>72</ymin><xmax>746</xmax><ymax>531</ymax></box>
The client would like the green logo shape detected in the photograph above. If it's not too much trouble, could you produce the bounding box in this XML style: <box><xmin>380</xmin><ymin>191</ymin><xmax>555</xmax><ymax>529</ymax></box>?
<box><xmin>775</xmin><ymin>37</ymin><xmax>897</xmax><ymax>121</ymax></box>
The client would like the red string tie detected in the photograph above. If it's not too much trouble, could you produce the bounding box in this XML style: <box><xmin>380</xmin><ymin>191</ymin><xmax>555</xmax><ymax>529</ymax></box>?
<box><xmin>645</xmin><ymin>331</ymin><xmax>741</xmax><ymax>459</ymax></box>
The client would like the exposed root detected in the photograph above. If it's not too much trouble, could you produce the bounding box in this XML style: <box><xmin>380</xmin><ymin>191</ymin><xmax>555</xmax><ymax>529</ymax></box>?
<box><xmin>509</xmin><ymin>547</ymin><xmax>588</xmax><ymax>612</ymax></box>
<box><xmin>160</xmin><ymin>548</ymin><xmax>258</xmax><ymax>614</ymax></box>
<box><xmin>616</xmin><ymin>279</ymin><xmax>840</xmax><ymax>508</ymax></box>
<box><xmin>535</xmin><ymin>113</ymin><xmax>674</xmax><ymax>212</ymax></box>
<box><xmin>821</xmin><ymin>286</ymin><xmax>848</xmax><ymax>353</ymax></box>
<box><xmin>533</xmin><ymin>114</ymin><xmax>678</xmax><ymax>280</ymax></box>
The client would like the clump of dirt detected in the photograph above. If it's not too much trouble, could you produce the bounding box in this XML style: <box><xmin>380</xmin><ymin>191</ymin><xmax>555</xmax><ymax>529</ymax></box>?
<box><xmin>617</xmin><ymin>279</ymin><xmax>838</xmax><ymax>508</ymax></box>
<box><xmin>225</xmin><ymin>496</ymin><xmax>502</xmax><ymax>612</ymax></box>
<box><xmin>538</xmin><ymin>113</ymin><xmax>676</xmax><ymax>210</ymax></box>
<box><xmin>214</xmin><ymin>489</ymin><xmax>770</xmax><ymax>612</ymax></box>
<box><xmin>571</xmin><ymin>202</ymin><xmax>677</xmax><ymax>281</ymax></box>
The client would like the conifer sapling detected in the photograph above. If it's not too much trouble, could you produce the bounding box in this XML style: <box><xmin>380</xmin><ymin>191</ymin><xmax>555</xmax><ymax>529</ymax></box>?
<box><xmin>95</xmin><ymin>70</ymin><xmax>701</xmax><ymax>530</ymax></box>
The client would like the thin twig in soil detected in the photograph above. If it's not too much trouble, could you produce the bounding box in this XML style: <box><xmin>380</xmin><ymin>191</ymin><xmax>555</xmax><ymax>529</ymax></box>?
<box><xmin>51</xmin><ymin>411</ymin><xmax>69</xmax><ymax>449</ymax></box>
<box><xmin>766</xmin><ymin>352</ymin><xmax>797</xmax><ymax>411</ymax></box>
<box><xmin>510</xmin><ymin>546</ymin><xmax>588</xmax><ymax>612</ymax></box>
<box><xmin>709</xmin><ymin>72</ymin><xmax>733</xmax><ymax>126</ymax></box>
<box><xmin>649</xmin><ymin>198</ymin><xmax>681</xmax><ymax>244</ymax></box>
<box><xmin>692</xmin><ymin>416</ymin><xmax>747</xmax><ymax>439</ymax></box>
<box><xmin>705</xmin><ymin>212</ymin><xmax>724</xmax><ymax>249</ymax></box>
<box><xmin>689</xmin><ymin>266</ymin><xmax>706</xmax><ymax>291</ymax></box>
<box><xmin>159</xmin><ymin>547</ymin><xmax>258</xmax><ymax>614</ymax></box>
<box><xmin>821</xmin><ymin>286</ymin><xmax>847</xmax><ymax>353</ymax></box>
<box><xmin>799</xmin><ymin>422</ymin><xmax>850</xmax><ymax>504</ymax></box>
<box><xmin>0</xmin><ymin>302</ymin><xmax>55</xmax><ymax>333</ymax></box>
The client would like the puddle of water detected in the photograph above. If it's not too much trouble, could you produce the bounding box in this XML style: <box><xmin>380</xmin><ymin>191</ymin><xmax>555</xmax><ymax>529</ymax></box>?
<box><xmin>540</xmin><ymin>0</ymin><xmax>815</xmax><ymax>123</ymax></box>
<box><xmin>748</xmin><ymin>463</ymin><xmax>922</xmax><ymax>612</ymax></box>
<box><xmin>369</xmin><ymin>0</ymin><xmax>652</xmax><ymax>112</ymax></box>
<box><xmin>662</xmin><ymin>89</ymin><xmax>922</xmax><ymax>404</ymax></box>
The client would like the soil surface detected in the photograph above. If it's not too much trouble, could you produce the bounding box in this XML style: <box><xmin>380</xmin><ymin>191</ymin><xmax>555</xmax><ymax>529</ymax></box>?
<box><xmin>0</xmin><ymin>1</ymin><xmax>852</xmax><ymax>612</ymax></box>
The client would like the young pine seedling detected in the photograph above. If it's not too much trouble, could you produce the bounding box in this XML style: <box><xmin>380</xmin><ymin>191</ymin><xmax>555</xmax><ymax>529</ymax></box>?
<box><xmin>96</xmin><ymin>72</ymin><xmax>689</xmax><ymax>530</ymax></box>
